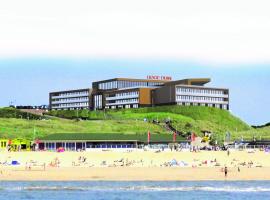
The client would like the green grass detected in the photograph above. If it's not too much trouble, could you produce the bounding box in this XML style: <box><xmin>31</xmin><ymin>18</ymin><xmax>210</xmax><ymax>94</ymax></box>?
<box><xmin>48</xmin><ymin>106</ymin><xmax>252</xmax><ymax>137</ymax></box>
<box><xmin>0</xmin><ymin>107</ymin><xmax>42</xmax><ymax>119</ymax></box>
<box><xmin>0</xmin><ymin>118</ymin><xmax>168</xmax><ymax>140</ymax></box>
<box><xmin>0</xmin><ymin>106</ymin><xmax>269</xmax><ymax>142</ymax></box>
<box><xmin>231</xmin><ymin>126</ymin><xmax>270</xmax><ymax>141</ymax></box>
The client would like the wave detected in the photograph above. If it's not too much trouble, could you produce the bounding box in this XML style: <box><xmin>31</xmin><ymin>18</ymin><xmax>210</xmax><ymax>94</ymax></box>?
<box><xmin>124</xmin><ymin>186</ymin><xmax>270</xmax><ymax>192</ymax></box>
<box><xmin>2</xmin><ymin>186</ymin><xmax>270</xmax><ymax>193</ymax></box>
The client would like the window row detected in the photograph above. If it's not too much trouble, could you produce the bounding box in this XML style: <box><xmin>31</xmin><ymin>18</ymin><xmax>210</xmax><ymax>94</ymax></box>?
<box><xmin>52</xmin><ymin>97</ymin><xmax>89</xmax><ymax>103</ymax></box>
<box><xmin>176</xmin><ymin>95</ymin><xmax>225</xmax><ymax>102</ymax></box>
<box><xmin>94</xmin><ymin>95</ymin><xmax>103</xmax><ymax>109</ymax></box>
<box><xmin>177</xmin><ymin>102</ymin><xmax>228</xmax><ymax>110</ymax></box>
<box><xmin>115</xmin><ymin>91</ymin><xmax>139</xmax><ymax>97</ymax></box>
<box><xmin>108</xmin><ymin>104</ymin><xmax>139</xmax><ymax>109</ymax></box>
<box><xmin>98</xmin><ymin>80</ymin><xmax>164</xmax><ymax>90</ymax></box>
<box><xmin>52</xmin><ymin>102</ymin><xmax>89</xmax><ymax>108</ymax></box>
<box><xmin>114</xmin><ymin>98</ymin><xmax>139</xmax><ymax>104</ymax></box>
<box><xmin>98</xmin><ymin>81</ymin><xmax>118</xmax><ymax>90</ymax></box>
<box><xmin>176</xmin><ymin>87</ymin><xmax>225</xmax><ymax>95</ymax></box>
<box><xmin>53</xmin><ymin>91</ymin><xmax>89</xmax><ymax>97</ymax></box>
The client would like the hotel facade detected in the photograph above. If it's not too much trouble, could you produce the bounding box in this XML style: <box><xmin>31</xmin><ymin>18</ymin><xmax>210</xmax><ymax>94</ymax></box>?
<box><xmin>49</xmin><ymin>77</ymin><xmax>229</xmax><ymax>111</ymax></box>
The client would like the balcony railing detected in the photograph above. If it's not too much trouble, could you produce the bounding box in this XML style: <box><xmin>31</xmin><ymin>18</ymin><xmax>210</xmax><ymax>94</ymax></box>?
<box><xmin>51</xmin><ymin>105</ymin><xmax>89</xmax><ymax>109</ymax></box>
<box><xmin>51</xmin><ymin>99</ymin><xmax>89</xmax><ymax>104</ymax></box>
<box><xmin>51</xmin><ymin>93</ymin><xmax>89</xmax><ymax>99</ymax></box>
<box><xmin>176</xmin><ymin>99</ymin><xmax>229</xmax><ymax>104</ymax></box>
<box><xmin>176</xmin><ymin>92</ymin><xmax>228</xmax><ymax>98</ymax></box>
<box><xmin>106</xmin><ymin>100</ymin><xmax>139</xmax><ymax>106</ymax></box>
<box><xmin>106</xmin><ymin>95</ymin><xmax>139</xmax><ymax>101</ymax></box>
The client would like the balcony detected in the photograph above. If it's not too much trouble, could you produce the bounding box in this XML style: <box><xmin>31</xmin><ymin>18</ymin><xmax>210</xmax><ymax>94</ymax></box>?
<box><xmin>176</xmin><ymin>99</ymin><xmax>229</xmax><ymax>104</ymax></box>
<box><xmin>106</xmin><ymin>95</ymin><xmax>139</xmax><ymax>101</ymax></box>
<box><xmin>106</xmin><ymin>100</ymin><xmax>139</xmax><ymax>106</ymax></box>
<box><xmin>51</xmin><ymin>99</ymin><xmax>89</xmax><ymax>104</ymax></box>
<box><xmin>52</xmin><ymin>93</ymin><xmax>89</xmax><ymax>99</ymax></box>
<box><xmin>51</xmin><ymin>104</ymin><xmax>89</xmax><ymax>109</ymax></box>
<box><xmin>176</xmin><ymin>92</ymin><xmax>229</xmax><ymax>98</ymax></box>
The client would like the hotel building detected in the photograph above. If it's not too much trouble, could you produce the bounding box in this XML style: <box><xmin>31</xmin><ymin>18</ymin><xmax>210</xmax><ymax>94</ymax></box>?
<box><xmin>49</xmin><ymin>77</ymin><xmax>229</xmax><ymax>111</ymax></box>
<box><xmin>49</xmin><ymin>88</ymin><xmax>92</xmax><ymax>110</ymax></box>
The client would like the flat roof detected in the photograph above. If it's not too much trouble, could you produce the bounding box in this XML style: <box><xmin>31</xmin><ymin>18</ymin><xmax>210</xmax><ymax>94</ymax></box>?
<box><xmin>50</xmin><ymin>88</ymin><xmax>91</xmax><ymax>94</ymax></box>
<box><xmin>93</xmin><ymin>78</ymin><xmax>170</xmax><ymax>84</ymax></box>
<box><xmin>40</xmin><ymin>133</ymin><xmax>186</xmax><ymax>143</ymax></box>
<box><xmin>174</xmin><ymin>84</ymin><xmax>229</xmax><ymax>91</ymax></box>
<box><xmin>39</xmin><ymin>140</ymin><xmax>139</xmax><ymax>142</ymax></box>
<box><xmin>164</xmin><ymin>78</ymin><xmax>211</xmax><ymax>86</ymax></box>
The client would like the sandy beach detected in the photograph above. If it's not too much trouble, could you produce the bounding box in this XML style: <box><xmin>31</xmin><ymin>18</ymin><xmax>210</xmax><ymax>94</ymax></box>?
<box><xmin>0</xmin><ymin>150</ymin><xmax>270</xmax><ymax>181</ymax></box>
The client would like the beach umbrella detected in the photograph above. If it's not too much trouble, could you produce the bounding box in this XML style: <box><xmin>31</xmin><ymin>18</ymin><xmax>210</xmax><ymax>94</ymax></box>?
<box><xmin>147</xmin><ymin>131</ymin><xmax>151</xmax><ymax>144</ymax></box>
<box><xmin>173</xmin><ymin>132</ymin><xmax>177</xmax><ymax>142</ymax></box>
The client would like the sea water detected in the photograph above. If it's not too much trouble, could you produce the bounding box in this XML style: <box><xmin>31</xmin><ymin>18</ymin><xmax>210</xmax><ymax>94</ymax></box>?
<box><xmin>0</xmin><ymin>181</ymin><xmax>270</xmax><ymax>200</ymax></box>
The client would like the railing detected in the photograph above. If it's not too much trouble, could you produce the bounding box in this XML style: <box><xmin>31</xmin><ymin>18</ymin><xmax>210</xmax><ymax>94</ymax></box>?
<box><xmin>176</xmin><ymin>99</ymin><xmax>229</xmax><ymax>104</ymax></box>
<box><xmin>106</xmin><ymin>101</ymin><xmax>139</xmax><ymax>106</ymax></box>
<box><xmin>106</xmin><ymin>95</ymin><xmax>139</xmax><ymax>101</ymax></box>
<box><xmin>51</xmin><ymin>105</ymin><xmax>89</xmax><ymax>109</ymax></box>
<box><xmin>176</xmin><ymin>92</ymin><xmax>228</xmax><ymax>98</ymax></box>
<box><xmin>51</xmin><ymin>99</ymin><xmax>89</xmax><ymax>104</ymax></box>
<box><xmin>52</xmin><ymin>93</ymin><xmax>89</xmax><ymax>99</ymax></box>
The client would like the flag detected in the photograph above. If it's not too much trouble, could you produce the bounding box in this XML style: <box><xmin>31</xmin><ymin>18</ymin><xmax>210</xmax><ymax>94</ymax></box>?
<box><xmin>35</xmin><ymin>139</ymin><xmax>41</xmax><ymax>144</ymax></box>
<box><xmin>191</xmin><ymin>132</ymin><xmax>196</xmax><ymax>142</ymax></box>
<box><xmin>147</xmin><ymin>131</ymin><xmax>151</xmax><ymax>144</ymax></box>
<box><xmin>173</xmin><ymin>132</ymin><xmax>177</xmax><ymax>142</ymax></box>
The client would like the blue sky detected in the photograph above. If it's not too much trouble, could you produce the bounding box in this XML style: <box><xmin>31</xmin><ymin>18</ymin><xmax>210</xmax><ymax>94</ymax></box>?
<box><xmin>1</xmin><ymin>0</ymin><xmax>270</xmax><ymax>125</ymax></box>
<box><xmin>0</xmin><ymin>58</ymin><xmax>269</xmax><ymax>125</ymax></box>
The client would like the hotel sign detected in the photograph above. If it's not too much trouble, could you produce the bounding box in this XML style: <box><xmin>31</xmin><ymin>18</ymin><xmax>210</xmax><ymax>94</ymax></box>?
<box><xmin>147</xmin><ymin>75</ymin><xmax>172</xmax><ymax>81</ymax></box>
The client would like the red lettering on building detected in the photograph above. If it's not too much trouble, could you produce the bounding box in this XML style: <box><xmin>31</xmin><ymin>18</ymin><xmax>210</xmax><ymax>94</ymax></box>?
<box><xmin>147</xmin><ymin>75</ymin><xmax>172</xmax><ymax>81</ymax></box>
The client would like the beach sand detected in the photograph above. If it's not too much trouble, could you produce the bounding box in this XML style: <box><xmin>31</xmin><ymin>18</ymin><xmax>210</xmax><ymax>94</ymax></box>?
<box><xmin>0</xmin><ymin>150</ymin><xmax>270</xmax><ymax>181</ymax></box>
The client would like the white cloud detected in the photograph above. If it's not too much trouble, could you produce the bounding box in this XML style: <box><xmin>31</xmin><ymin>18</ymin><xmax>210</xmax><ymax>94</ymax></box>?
<box><xmin>1</xmin><ymin>0</ymin><xmax>270</xmax><ymax>63</ymax></box>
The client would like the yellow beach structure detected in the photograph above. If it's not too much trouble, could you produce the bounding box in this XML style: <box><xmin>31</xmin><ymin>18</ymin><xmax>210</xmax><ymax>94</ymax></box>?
<box><xmin>0</xmin><ymin>138</ymin><xmax>31</xmax><ymax>151</ymax></box>
<box><xmin>0</xmin><ymin>139</ymin><xmax>9</xmax><ymax>150</ymax></box>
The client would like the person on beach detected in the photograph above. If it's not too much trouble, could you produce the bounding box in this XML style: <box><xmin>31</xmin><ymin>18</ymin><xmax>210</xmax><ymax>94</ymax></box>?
<box><xmin>224</xmin><ymin>166</ymin><xmax>228</xmax><ymax>177</ymax></box>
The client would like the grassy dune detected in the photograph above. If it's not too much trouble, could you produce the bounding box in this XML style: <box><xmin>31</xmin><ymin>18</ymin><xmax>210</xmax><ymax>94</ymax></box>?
<box><xmin>49</xmin><ymin>106</ymin><xmax>252</xmax><ymax>137</ymax></box>
<box><xmin>0</xmin><ymin>106</ymin><xmax>268</xmax><ymax>141</ymax></box>
<box><xmin>0</xmin><ymin>118</ymin><xmax>167</xmax><ymax>140</ymax></box>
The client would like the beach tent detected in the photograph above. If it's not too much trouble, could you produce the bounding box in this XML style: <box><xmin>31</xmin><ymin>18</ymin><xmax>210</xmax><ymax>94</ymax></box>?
<box><xmin>170</xmin><ymin>159</ymin><xmax>178</xmax><ymax>166</ymax></box>
<box><xmin>11</xmin><ymin>160</ymin><xmax>20</xmax><ymax>165</ymax></box>
<box><xmin>179</xmin><ymin>161</ymin><xmax>188</xmax><ymax>167</ymax></box>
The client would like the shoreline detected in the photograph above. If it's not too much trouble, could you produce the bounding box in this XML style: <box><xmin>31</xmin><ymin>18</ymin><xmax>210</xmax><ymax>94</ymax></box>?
<box><xmin>1</xmin><ymin>167</ymin><xmax>270</xmax><ymax>181</ymax></box>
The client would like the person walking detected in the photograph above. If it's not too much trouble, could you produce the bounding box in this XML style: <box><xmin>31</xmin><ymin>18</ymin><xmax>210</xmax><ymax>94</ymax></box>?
<box><xmin>225</xmin><ymin>166</ymin><xmax>228</xmax><ymax>177</ymax></box>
